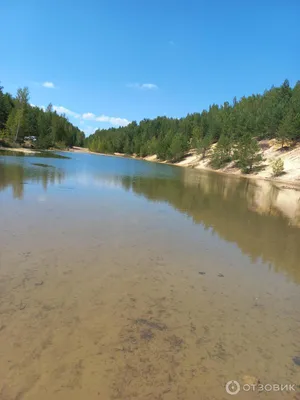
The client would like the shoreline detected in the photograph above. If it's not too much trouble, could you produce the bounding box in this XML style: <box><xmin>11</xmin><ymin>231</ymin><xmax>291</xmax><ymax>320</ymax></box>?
<box><xmin>70</xmin><ymin>145</ymin><xmax>300</xmax><ymax>190</ymax></box>
<box><xmin>2</xmin><ymin>145</ymin><xmax>300</xmax><ymax>190</ymax></box>
<box><xmin>0</xmin><ymin>146</ymin><xmax>41</xmax><ymax>154</ymax></box>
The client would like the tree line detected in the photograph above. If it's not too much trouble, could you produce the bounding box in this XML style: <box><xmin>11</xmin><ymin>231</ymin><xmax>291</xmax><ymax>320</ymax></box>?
<box><xmin>85</xmin><ymin>80</ymin><xmax>300</xmax><ymax>173</ymax></box>
<box><xmin>0</xmin><ymin>84</ymin><xmax>85</xmax><ymax>149</ymax></box>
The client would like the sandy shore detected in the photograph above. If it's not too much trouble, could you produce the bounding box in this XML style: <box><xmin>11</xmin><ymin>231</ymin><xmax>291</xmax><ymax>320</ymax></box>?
<box><xmin>2</xmin><ymin>143</ymin><xmax>300</xmax><ymax>188</ymax></box>
<box><xmin>172</xmin><ymin>141</ymin><xmax>300</xmax><ymax>189</ymax></box>
<box><xmin>72</xmin><ymin>142</ymin><xmax>300</xmax><ymax>188</ymax></box>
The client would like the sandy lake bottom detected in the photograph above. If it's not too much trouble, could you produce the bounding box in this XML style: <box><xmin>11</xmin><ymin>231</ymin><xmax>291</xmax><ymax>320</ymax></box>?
<box><xmin>0</xmin><ymin>152</ymin><xmax>299</xmax><ymax>399</ymax></box>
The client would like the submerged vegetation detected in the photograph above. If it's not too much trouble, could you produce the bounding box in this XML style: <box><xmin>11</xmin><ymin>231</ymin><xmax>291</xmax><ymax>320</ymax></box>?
<box><xmin>0</xmin><ymin>149</ymin><xmax>70</xmax><ymax>159</ymax></box>
<box><xmin>86</xmin><ymin>80</ymin><xmax>300</xmax><ymax>173</ymax></box>
<box><xmin>0</xmin><ymin>84</ymin><xmax>85</xmax><ymax>149</ymax></box>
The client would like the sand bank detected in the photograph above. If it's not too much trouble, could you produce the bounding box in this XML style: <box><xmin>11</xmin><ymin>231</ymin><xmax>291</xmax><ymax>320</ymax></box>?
<box><xmin>73</xmin><ymin>140</ymin><xmax>300</xmax><ymax>188</ymax></box>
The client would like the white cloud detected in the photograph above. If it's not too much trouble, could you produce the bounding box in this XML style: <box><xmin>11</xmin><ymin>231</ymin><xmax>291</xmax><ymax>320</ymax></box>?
<box><xmin>42</xmin><ymin>81</ymin><xmax>55</xmax><ymax>88</ymax></box>
<box><xmin>53</xmin><ymin>105</ymin><xmax>80</xmax><ymax>119</ymax></box>
<box><xmin>141</xmin><ymin>83</ymin><xmax>158</xmax><ymax>90</ymax></box>
<box><xmin>127</xmin><ymin>83</ymin><xmax>158</xmax><ymax>90</ymax></box>
<box><xmin>82</xmin><ymin>112</ymin><xmax>96</xmax><ymax>120</ymax></box>
<box><xmin>95</xmin><ymin>115</ymin><xmax>130</xmax><ymax>127</ymax></box>
<box><xmin>51</xmin><ymin>105</ymin><xmax>130</xmax><ymax>128</ymax></box>
<box><xmin>81</xmin><ymin>111</ymin><xmax>130</xmax><ymax>126</ymax></box>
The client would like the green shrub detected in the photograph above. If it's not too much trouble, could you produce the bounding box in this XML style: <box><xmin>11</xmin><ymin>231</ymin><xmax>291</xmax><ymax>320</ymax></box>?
<box><xmin>271</xmin><ymin>158</ymin><xmax>284</xmax><ymax>176</ymax></box>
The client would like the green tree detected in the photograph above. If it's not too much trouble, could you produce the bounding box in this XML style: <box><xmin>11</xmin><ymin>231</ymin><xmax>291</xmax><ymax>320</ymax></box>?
<box><xmin>197</xmin><ymin>134</ymin><xmax>212</xmax><ymax>159</ymax></box>
<box><xmin>0</xmin><ymin>83</ymin><xmax>84</xmax><ymax>148</ymax></box>
<box><xmin>210</xmin><ymin>134</ymin><xmax>232</xmax><ymax>168</ymax></box>
<box><xmin>168</xmin><ymin>133</ymin><xmax>187</xmax><ymax>162</ymax></box>
<box><xmin>234</xmin><ymin>135</ymin><xmax>262</xmax><ymax>173</ymax></box>
<box><xmin>191</xmin><ymin>126</ymin><xmax>202</xmax><ymax>147</ymax></box>
<box><xmin>278</xmin><ymin>81</ymin><xmax>300</xmax><ymax>144</ymax></box>
<box><xmin>13</xmin><ymin>87</ymin><xmax>30</xmax><ymax>142</ymax></box>
<box><xmin>277</xmin><ymin>121</ymin><xmax>289</xmax><ymax>148</ymax></box>
<box><xmin>84</xmin><ymin>80</ymin><xmax>299</xmax><ymax>161</ymax></box>
<box><xmin>123</xmin><ymin>136</ymin><xmax>132</xmax><ymax>154</ymax></box>
<box><xmin>5</xmin><ymin>108</ymin><xmax>19</xmax><ymax>141</ymax></box>
<box><xmin>147</xmin><ymin>137</ymin><xmax>158</xmax><ymax>154</ymax></box>
<box><xmin>0</xmin><ymin>85</ymin><xmax>14</xmax><ymax>131</ymax></box>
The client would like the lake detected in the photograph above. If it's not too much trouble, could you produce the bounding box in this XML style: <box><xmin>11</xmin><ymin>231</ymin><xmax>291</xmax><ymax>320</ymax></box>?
<box><xmin>0</xmin><ymin>150</ymin><xmax>300</xmax><ymax>400</ymax></box>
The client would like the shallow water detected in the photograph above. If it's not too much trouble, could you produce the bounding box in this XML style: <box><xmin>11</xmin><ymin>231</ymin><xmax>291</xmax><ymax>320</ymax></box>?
<box><xmin>0</xmin><ymin>152</ymin><xmax>299</xmax><ymax>399</ymax></box>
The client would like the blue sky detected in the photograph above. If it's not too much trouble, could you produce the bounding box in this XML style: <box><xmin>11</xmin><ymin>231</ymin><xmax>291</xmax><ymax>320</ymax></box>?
<box><xmin>1</xmin><ymin>0</ymin><xmax>299</xmax><ymax>136</ymax></box>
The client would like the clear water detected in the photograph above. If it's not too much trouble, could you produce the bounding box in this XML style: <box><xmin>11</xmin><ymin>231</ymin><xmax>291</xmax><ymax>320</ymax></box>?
<box><xmin>0</xmin><ymin>151</ymin><xmax>299</xmax><ymax>399</ymax></box>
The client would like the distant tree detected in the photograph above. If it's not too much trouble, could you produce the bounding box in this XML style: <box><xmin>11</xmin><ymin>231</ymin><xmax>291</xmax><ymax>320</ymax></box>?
<box><xmin>0</xmin><ymin>83</ymin><xmax>84</xmax><ymax>149</ymax></box>
<box><xmin>84</xmin><ymin>80</ymin><xmax>299</xmax><ymax>164</ymax></box>
<box><xmin>278</xmin><ymin>81</ymin><xmax>300</xmax><ymax>144</ymax></box>
<box><xmin>147</xmin><ymin>137</ymin><xmax>158</xmax><ymax>155</ymax></box>
<box><xmin>5</xmin><ymin>109</ymin><xmax>19</xmax><ymax>141</ymax></box>
<box><xmin>123</xmin><ymin>136</ymin><xmax>132</xmax><ymax>154</ymax></box>
<box><xmin>234</xmin><ymin>134</ymin><xmax>262</xmax><ymax>173</ymax></box>
<box><xmin>210</xmin><ymin>134</ymin><xmax>232</xmax><ymax>168</ymax></box>
<box><xmin>156</xmin><ymin>130</ymin><xmax>172</xmax><ymax>160</ymax></box>
<box><xmin>46</xmin><ymin>103</ymin><xmax>53</xmax><ymax>113</ymax></box>
<box><xmin>277</xmin><ymin>121</ymin><xmax>289</xmax><ymax>148</ymax></box>
<box><xmin>168</xmin><ymin>133</ymin><xmax>188</xmax><ymax>162</ymax></box>
<box><xmin>12</xmin><ymin>87</ymin><xmax>30</xmax><ymax>142</ymax></box>
<box><xmin>196</xmin><ymin>134</ymin><xmax>212</xmax><ymax>159</ymax></box>
<box><xmin>192</xmin><ymin>126</ymin><xmax>202</xmax><ymax>147</ymax></box>
<box><xmin>0</xmin><ymin>84</ymin><xmax>14</xmax><ymax>130</ymax></box>
<box><xmin>36</xmin><ymin>109</ymin><xmax>53</xmax><ymax>148</ymax></box>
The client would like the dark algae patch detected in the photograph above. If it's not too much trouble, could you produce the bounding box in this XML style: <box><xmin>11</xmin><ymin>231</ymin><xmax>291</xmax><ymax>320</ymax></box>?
<box><xmin>31</xmin><ymin>163</ymin><xmax>55</xmax><ymax>168</ymax></box>
<box><xmin>135</xmin><ymin>318</ymin><xmax>168</xmax><ymax>331</ymax></box>
<box><xmin>140</xmin><ymin>329</ymin><xmax>154</xmax><ymax>341</ymax></box>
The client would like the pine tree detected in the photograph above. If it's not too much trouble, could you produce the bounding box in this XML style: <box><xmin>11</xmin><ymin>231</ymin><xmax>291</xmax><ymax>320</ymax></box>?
<box><xmin>84</xmin><ymin>81</ymin><xmax>300</xmax><ymax>159</ymax></box>
<box><xmin>0</xmin><ymin>85</ymin><xmax>12</xmax><ymax>130</ymax></box>
<box><xmin>197</xmin><ymin>134</ymin><xmax>211</xmax><ymax>159</ymax></box>
<box><xmin>234</xmin><ymin>134</ymin><xmax>262</xmax><ymax>173</ymax></box>
<box><xmin>168</xmin><ymin>133</ymin><xmax>187</xmax><ymax>162</ymax></box>
<box><xmin>282</xmin><ymin>81</ymin><xmax>300</xmax><ymax>143</ymax></box>
<box><xmin>5</xmin><ymin>108</ymin><xmax>20</xmax><ymax>141</ymax></box>
<box><xmin>210</xmin><ymin>134</ymin><xmax>232</xmax><ymax>168</ymax></box>
<box><xmin>13</xmin><ymin>87</ymin><xmax>30</xmax><ymax>142</ymax></box>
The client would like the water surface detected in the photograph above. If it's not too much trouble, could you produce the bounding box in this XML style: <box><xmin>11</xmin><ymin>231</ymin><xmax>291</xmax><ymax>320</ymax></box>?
<box><xmin>0</xmin><ymin>151</ymin><xmax>299</xmax><ymax>399</ymax></box>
